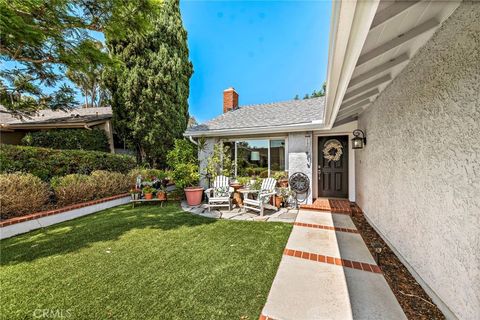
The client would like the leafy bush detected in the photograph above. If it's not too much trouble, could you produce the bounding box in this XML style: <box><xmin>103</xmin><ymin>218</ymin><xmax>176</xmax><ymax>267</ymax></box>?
<box><xmin>22</xmin><ymin>128</ymin><xmax>110</xmax><ymax>152</ymax></box>
<box><xmin>166</xmin><ymin>139</ymin><xmax>197</xmax><ymax>169</ymax></box>
<box><xmin>90</xmin><ymin>171</ymin><xmax>130</xmax><ymax>199</ymax></box>
<box><xmin>272</xmin><ymin>171</ymin><xmax>288</xmax><ymax>180</ymax></box>
<box><xmin>167</xmin><ymin>139</ymin><xmax>199</xmax><ymax>189</ymax></box>
<box><xmin>206</xmin><ymin>142</ymin><xmax>234</xmax><ymax>179</ymax></box>
<box><xmin>0</xmin><ymin>173</ymin><xmax>50</xmax><ymax>219</ymax></box>
<box><xmin>170</xmin><ymin>163</ymin><xmax>199</xmax><ymax>189</ymax></box>
<box><xmin>259</xmin><ymin>170</ymin><xmax>269</xmax><ymax>178</ymax></box>
<box><xmin>0</xmin><ymin>144</ymin><xmax>136</xmax><ymax>181</ymax></box>
<box><xmin>127</xmin><ymin>168</ymin><xmax>167</xmax><ymax>185</ymax></box>
<box><xmin>51</xmin><ymin>174</ymin><xmax>96</xmax><ymax>206</ymax></box>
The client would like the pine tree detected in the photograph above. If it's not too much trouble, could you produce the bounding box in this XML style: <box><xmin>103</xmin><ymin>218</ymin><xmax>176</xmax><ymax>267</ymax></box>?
<box><xmin>106</xmin><ymin>0</ymin><xmax>193</xmax><ymax>166</ymax></box>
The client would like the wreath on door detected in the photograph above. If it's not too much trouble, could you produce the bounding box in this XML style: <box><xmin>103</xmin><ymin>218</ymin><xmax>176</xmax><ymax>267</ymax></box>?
<box><xmin>323</xmin><ymin>139</ymin><xmax>343</xmax><ymax>162</ymax></box>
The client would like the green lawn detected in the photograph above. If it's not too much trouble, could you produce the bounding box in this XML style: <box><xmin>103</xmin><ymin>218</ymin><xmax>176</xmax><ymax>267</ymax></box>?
<box><xmin>1</xmin><ymin>203</ymin><xmax>292</xmax><ymax>319</ymax></box>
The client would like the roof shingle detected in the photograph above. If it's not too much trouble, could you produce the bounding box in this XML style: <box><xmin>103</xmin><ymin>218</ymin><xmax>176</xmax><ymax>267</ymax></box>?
<box><xmin>186</xmin><ymin>97</ymin><xmax>325</xmax><ymax>134</ymax></box>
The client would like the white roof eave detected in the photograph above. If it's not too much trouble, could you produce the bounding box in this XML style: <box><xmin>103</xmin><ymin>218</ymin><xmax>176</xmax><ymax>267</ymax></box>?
<box><xmin>184</xmin><ymin>120</ymin><xmax>326</xmax><ymax>138</ymax></box>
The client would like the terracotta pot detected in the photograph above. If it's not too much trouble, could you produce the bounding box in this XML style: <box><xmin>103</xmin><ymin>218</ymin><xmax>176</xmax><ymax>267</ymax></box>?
<box><xmin>278</xmin><ymin>179</ymin><xmax>289</xmax><ymax>188</ymax></box>
<box><xmin>184</xmin><ymin>187</ymin><xmax>204</xmax><ymax>206</ymax></box>
<box><xmin>157</xmin><ymin>191</ymin><xmax>167</xmax><ymax>201</ymax></box>
<box><xmin>144</xmin><ymin>193</ymin><xmax>153</xmax><ymax>200</ymax></box>
<box><xmin>274</xmin><ymin>196</ymin><xmax>283</xmax><ymax>208</ymax></box>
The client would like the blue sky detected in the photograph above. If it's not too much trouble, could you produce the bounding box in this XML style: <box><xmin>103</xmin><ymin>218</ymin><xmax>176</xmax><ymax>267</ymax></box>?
<box><xmin>1</xmin><ymin>1</ymin><xmax>331</xmax><ymax>123</ymax></box>
<box><xmin>181</xmin><ymin>0</ymin><xmax>332</xmax><ymax>122</ymax></box>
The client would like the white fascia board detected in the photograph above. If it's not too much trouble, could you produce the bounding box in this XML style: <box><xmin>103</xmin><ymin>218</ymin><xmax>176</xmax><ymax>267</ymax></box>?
<box><xmin>324</xmin><ymin>0</ymin><xmax>380</xmax><ymax>130</ymax></box>
<box><xmin>184</xmin><ymin>121</ymin><xmax>327</xmax><ymax>138</ymax></box>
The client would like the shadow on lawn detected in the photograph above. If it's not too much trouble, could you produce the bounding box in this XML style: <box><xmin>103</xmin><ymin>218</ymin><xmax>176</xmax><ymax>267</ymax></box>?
<box><xmin>0</xmin><ymin>202</ymin><xmax>216</xmax><ymax>266</ymax></box>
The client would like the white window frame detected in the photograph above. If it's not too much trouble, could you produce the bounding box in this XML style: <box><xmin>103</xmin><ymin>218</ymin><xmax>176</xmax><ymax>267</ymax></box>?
<box><xmin>223</xmin><ymin>137</ymin><xmax>288</xmax><ymax>178</ymax></box>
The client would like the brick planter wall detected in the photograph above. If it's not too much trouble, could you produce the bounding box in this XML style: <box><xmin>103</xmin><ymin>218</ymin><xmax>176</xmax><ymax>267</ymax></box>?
<box><xmin>0</xmin><ymin>194</ymin><xmax>130</xmax><ymax>239</ymax></box>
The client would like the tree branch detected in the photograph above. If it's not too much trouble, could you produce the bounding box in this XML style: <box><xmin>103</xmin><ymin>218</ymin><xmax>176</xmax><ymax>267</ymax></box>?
<box><xmin>0</xmin><ymin>48</ymin><xmax>57</xmax><ymax>64</ymax></box>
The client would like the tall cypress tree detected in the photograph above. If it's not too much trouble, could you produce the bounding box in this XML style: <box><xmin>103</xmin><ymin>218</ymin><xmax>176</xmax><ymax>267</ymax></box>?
<box><xmin>106</xmin><ymin>0</ymin><xmax>193</xmax><ymax>166</ymax></box>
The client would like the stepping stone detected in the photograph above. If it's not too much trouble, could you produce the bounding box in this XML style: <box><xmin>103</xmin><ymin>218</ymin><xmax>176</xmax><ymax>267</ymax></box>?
<box><xmin>344</xmin><ymin>267</ymin><xmax>407</xmax><ymax>319</ymax></box>
<box><xmin>286</xmin><ymin>227</ymin><xmax>375</xmax><ymax>265</ymax></box>
<box><xmin>262</xmin><ymin>256</ymin><xmax>353</xmax><ymax>319</ymax></box>
<box><xmin>198</xmin><ymin>211</ymin><xmax>221</xmax><ymax>219</ymax></box>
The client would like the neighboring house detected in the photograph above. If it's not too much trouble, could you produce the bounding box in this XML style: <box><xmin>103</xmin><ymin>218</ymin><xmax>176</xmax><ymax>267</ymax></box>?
<box><xmin>186</xmin><ymin>1</ymin><xmax>479</xmax><ymax>319</ymax></box>
<box><xmin>0</xmin><ymin>106</ymin><xmax>115</xmax><ymax>153</ymax></box>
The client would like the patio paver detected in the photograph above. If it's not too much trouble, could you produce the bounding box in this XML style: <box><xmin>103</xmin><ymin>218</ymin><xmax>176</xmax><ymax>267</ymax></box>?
<box><xmin>261</xmin><ymin>209</ymin><xmax>406</xmax><ymax>320</ymax></box>
<box><xmin>181</xmin><ymin>201</ymin><xmax>297</xmax><ymax>223</ymax></box>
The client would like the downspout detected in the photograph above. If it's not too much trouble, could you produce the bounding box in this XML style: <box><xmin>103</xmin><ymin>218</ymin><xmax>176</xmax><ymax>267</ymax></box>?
<box><xmin>188</xmin><ymin>135</ymin><xmax>198</xmax><ymax>145</ymax></box>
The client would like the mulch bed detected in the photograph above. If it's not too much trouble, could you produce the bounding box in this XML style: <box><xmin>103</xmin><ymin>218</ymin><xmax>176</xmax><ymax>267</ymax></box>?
<box><xmin>350</xmin><ymin>209</ymin><xmax>445</xmax><ymax>320</ymax></box>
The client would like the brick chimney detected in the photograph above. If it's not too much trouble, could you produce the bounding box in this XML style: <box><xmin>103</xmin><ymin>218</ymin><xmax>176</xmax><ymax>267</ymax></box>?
<box><xmin>223</xmin><ymin>87</ymin><xmax>239</xmax><ymax>113</ymax></box>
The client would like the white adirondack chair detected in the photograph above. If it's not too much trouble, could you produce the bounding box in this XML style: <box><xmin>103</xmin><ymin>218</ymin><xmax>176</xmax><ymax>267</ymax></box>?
<box><xmin>243</xmin><ymin>177</ymin><xmax>277</xmax><ymax>216</ymax></box>
<box><xmin>205</xmin><ymin>175</ymin><xmax>234</xmax><ymax>211</ymax></box>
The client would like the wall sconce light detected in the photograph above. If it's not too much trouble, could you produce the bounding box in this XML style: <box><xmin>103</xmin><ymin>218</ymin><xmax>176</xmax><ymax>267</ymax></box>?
<box><xmin>372</xmin><ymin>241</ymin><xmax>383</xmax><ymax>265</ymax></box>
<box><xmin>352</xmin><ymin>129</ymin><xmax>367</xmax><ymax>149</ymax></box>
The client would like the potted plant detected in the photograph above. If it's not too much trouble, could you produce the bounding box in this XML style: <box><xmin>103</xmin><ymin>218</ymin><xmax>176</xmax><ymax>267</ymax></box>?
<box><xmin>167</xmin><ymin>139</ymin><xmax>204</xmax><ymax>206</ymax></box>
<box><xmin>237</xmin><ymin>177</ymin><xmax>249</xmax><ymax>188</ymax></box>
<box><xmin>130</xmin><ymin>188</ymin><xmax>141</xmax><ymax>200</ymax></box>
<box><xmin>156</xmin><ymin>184</ymin><xmax>167</xmax><ymax>200</ymax></box>
<box><xmin>275</xmin><ymin>187</ymin><xmax>291</xmax><ymax>208</ymax></box>
<box><xmin>142</xmin><ymin>186</ymin><xmax>156</xmax><ymax>200</ymax></box>
<box><xmin>175</xmin><ymin>163</ymin><xmax>202</xmax><ymax>205</ymax></box>
<box><xmin>273</xmin><ymin>171</ymin><xmax>289</xmax><ymax>187</ymax></box>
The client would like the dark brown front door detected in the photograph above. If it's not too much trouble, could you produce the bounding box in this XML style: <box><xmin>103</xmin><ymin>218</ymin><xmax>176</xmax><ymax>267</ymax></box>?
<box><xmin>317</xmin><ymin>136</ymin><xmax>348</xmax><ymax>198</ymax></box>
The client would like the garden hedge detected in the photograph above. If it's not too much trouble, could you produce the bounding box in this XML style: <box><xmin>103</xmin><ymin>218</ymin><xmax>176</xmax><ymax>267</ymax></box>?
<box><xmin>21</xmin><ymin>128</ymin><xmax>110</xmax><ymax>152</ymax></box>
<box><xmin>0</xmin><ymin>144</ymin><xmax>136</xmax><ymax>181</ymax></box>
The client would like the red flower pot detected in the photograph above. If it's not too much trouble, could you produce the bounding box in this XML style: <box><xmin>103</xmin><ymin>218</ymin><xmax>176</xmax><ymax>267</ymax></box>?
<box><xmin>144</xmin><ymin>193</ymin><xmax>153</xmax><ymax>200</ymax></box>
<box><xmin>278</xmin><ymin>179</ymin><xmax>289</xmax><ymax>188</ymax></box>
<box><xmin>274</xmin><ymin>196</ymin><xmax>283</xmax><ymax>208</ymax></box>
<box><xmin>157</xmin><ymin>191</ymin><xmax>167</xmax><ymax>201</ymax></box>
<box><xmin>184</xmin><ymin>187</ymin><xmax>204</xmax><ymax>206</ymax></box>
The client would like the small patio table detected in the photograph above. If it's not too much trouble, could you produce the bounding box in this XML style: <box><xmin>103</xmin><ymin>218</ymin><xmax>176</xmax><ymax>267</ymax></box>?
<box><xmin>230</xmin><ymin>183</ymin><xmax>244</xmax><ymax>207</ymax></box>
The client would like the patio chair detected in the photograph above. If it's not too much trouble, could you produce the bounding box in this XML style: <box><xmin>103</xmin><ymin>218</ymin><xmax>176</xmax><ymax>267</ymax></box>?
<box><xmin>243</xmin><ymin>177</ymin><xmax>277</xmax><ymax>216</ymax></box>
<box><xmin>205</xmin><ymin>175</ymin><xmax>234</xmax><ymax>212</ymax></box>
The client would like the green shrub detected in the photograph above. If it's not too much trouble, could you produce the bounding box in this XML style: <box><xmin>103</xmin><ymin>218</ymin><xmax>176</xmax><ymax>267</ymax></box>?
<box><xmin>0</xmin><ymin>173</ymin><xmax>50</xmax><ymax>219</ymax></box>
<box><xmin>170</xmin><ymin>163</ymin><xmax>199</xmax><ymax>189</ymax></box>
<box><xmin>259</xmin><ymin>170</ymin><xmax>269</xmax><ymax>178</ymax></box>
<box><xmin>51</xmin><ymin>174</ymin><xmax>96</xmax><ymax>206</ymax></box>
<box><xmin>22</xmin><ymin>128</ymin><xmax>110</xmax><ymax>152</ymax></box>
<box><xmin>167</xmin><ymin>139</ymin><xmax>199</xmax><ymax>189</ymax></box>
<box><xmin>0</xmin><ymin>144</ymin><xmax>136</xmax><ymax>181</ymax></box>
<box><xmin>166</xmin><ymin>139</ymin><xmax>197</xmax><ymax>169</ymax></box>
<box><xmin>90</xmin><ymin>171</ymin><xmax>130</xmax><ymax>199</ymax></box>
<box><xmin>127</xmin><ymin>168</ymin><xmax>167</xmax><ymax>185</ymax></box>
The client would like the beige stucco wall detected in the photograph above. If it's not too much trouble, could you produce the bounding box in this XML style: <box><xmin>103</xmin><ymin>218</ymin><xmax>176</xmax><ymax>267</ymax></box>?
<box><xmin>355</xmin><ymin>4</ymin><xmax>479</xmax><ymax>319</ymax></box>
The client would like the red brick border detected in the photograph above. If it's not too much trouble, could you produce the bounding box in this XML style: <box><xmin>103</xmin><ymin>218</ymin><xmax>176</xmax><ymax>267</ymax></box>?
<box><xmin>0</xmin><ymin>193</ymin><xmax>129</xmax><ymax>228</ymax></box>
<box><xmin>293</xmin><ymin>222</ymin><xmax>359</xmax><ymax>234</ymax></box>
<box><xmin>283</xmin><ymin>248</ymin><xmax>381</xmax><ymax>274</ymax></box>
<box><xmin>300</xmin><ymin>199</ymin><xmax>352</xmax><ymax>214</ymax></box>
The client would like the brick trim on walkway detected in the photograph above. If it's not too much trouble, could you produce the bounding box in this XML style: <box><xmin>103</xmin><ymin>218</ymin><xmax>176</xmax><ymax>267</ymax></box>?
<box><xmin>293</xmin><ymin>222</ymin><xmax>359</xmax><ymax>234</ymax></box>
<box><xmin>0</xmin><ymin>194</ymin><xmax>129</xmax><ymax>227</ymax></box>
<box><xmin>283</xmin><ymin>248</ymin><xmax>382</xmax><ymax>274</ymax></box>
<box><xmin>300</xmin><ymin>199</ymin><xmax>352</xmax><ymax>214</ymax></box>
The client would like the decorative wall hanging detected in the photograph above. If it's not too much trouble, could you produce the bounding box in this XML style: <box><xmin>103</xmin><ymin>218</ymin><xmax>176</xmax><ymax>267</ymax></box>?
<box><xmin>323</xmin><ymin>139</ymin><xmax>343</xmax><ymax>162</ymax></box>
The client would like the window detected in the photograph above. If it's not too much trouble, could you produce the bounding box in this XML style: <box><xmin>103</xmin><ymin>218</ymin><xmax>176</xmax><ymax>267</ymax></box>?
<box><xmin>224</xmin><ymin>139</ymin><xmax>286</xmax><ymax>178</ymax></box>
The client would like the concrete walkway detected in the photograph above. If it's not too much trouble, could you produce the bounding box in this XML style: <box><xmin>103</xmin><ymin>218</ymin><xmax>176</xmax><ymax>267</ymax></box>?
<box><xmin>260</xmin><ymin>210</ymin><xmax>406</xmax><ymax>320</ymax></box>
